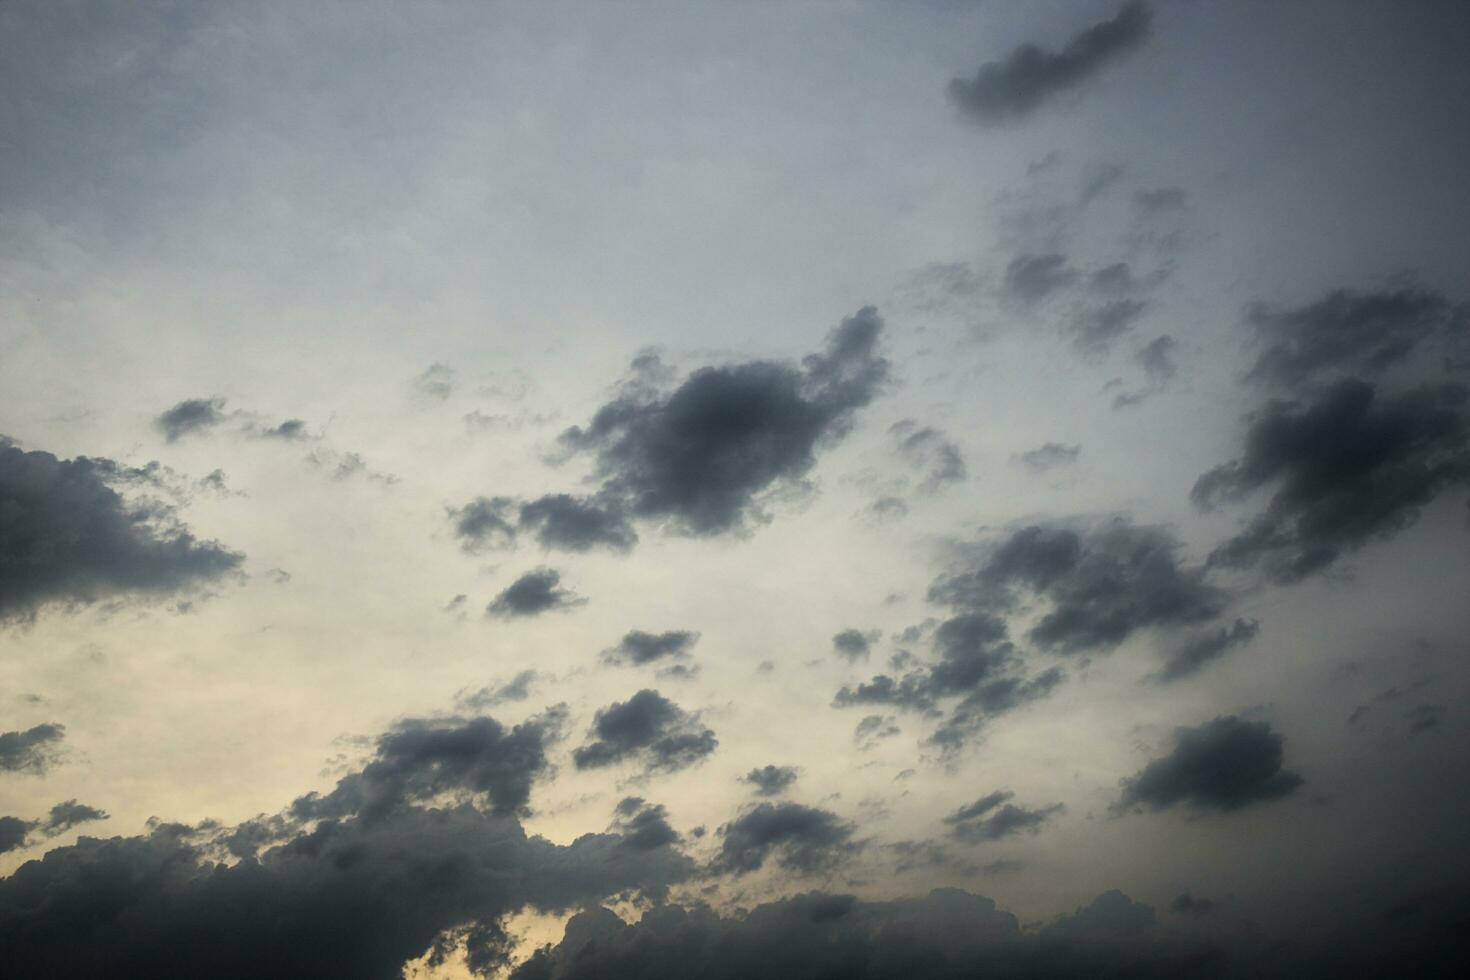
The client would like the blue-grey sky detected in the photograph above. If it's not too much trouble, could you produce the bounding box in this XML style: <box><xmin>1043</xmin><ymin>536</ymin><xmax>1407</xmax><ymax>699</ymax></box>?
<box><xmin>2</xmin><ymin>2</ymin><xmax>1468</xmax><ymax>977</ymax></box>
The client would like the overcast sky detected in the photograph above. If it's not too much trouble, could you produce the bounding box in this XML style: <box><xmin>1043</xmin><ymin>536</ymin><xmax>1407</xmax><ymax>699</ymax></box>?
<box><xmin>3</xmin><ymin>2</ymin><xmax>1469</xmax><ymax>977</ymax></box>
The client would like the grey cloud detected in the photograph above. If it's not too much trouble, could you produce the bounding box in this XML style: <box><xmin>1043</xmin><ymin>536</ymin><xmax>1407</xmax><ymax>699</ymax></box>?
<box><xmin>1132</xmin><ymin>186</ymin><xmax>1187</xmax><ymax>219</ymax></box>
<box><xmin>832</xmin><ymin>628</ymin><xmax>877</xmax><ymax>662</ymax></box>
<box><xmin>604</xmin><ymin>629</ymin><xmax>700</xmax><ymax>667</ymax></box>
<box><xmin>1245</xmin><ymin>286</ymin><xmax>1466</xmax><ymax>390</ymax></box>
<box><xmin>950</xmin><ymin>800</ymin><xmax>1064</xmax><ymax>843</ymax></box>
<box><xmin>1014</xmin><ymin>442</ymin><xmax>1080</xmax><ymax>473</ymax></box>
<box><xmin>155</xmin><ymin>398</ymin><xmax>226</xmax><ymax>442</ymax></box>
<box><xmin>1119</xmin><ymin>716</ymin><xmax>1303</xmax><ymax>813</ymax></box>
<box><xmin>451</xmin><ymin>497</ymin><xmax>518</xmax><ymax>552</ymax></box>
<box><xmin>0</xmin><ymin>816</ymin><xmax>28</xmax><ymax>855</ymax></box>
<box><xmin>292</xmin><ymin>709</ymin><xmax>565</xmax><ymax>822</ymax></box>
<box><xmin>890</xmin><ymin>421</ymin><xmax>968</xmax><ymax>494</ymax></box>
<box><xmin>948</xmin><ymin>2</ymin><xmax>1152</xmax><ymax>125</ymax></box>
<box><xmin>261</xmin><ymin>418</ymin><xmax>308</xmax><ymax>440</ymax></box>
<box><xmin>943</xmin><ymin>789</ymin><xmax>1011</xmax><ymax>825</ymax></box>
<box><xmin>0</xmin><ymin>799</ymin><xmax>108</xmax><ymax>855</ymax></box>
<box><xmin>516</xmin><ymin>494</ymin><xmax>637</xmax><ymax>553</ymax></box>
<box><xmin>714</xmin><ymin>802</ymin><xmax>858</xmax><ymax>875</ymax></box>
<box><xmin>1159</xmin><ymin>618</ymin><xmax>1260</xmax><ymax>682</ymax></box>
<box><xmin>413</xmin><ymin>363</ymin><xmax>456</xmax><ymax>399</ymax></box>
<box><xmin>610</xmin><ymin>797</ymin><xmax>681</xmax><ymax>852</ymax></box>
<box><xmin>572</xmin><ymin>689</ymin><xmax>717</xmax><ymax>775</ymax></box>
<box><xmin>0</xmin><ymin>723</ymin><xmax>66</xmax><ymax>774</ymax></box>
<box><xmin>1002</xmin><ymin>253</ymin><xmax>1075</xmax><ymax>303</ymax></box>
<box><xmin>1138</xmin><ymin>334</ymin><xmax>1178</xmax><ymax>382</ymax></box>
<box><xmin>930</xmin><ymin>520</ymin><xmax>1226</xmax><ymax>655</ymax></box>
<box><xmin>0</xmin><ymin>442</ymin><xmax>244</xmax><ymax>623</ymax></box>
<box><xmin>486</xmin><ymin>569</ymin><xmax>585</xmax><ymax>618</ymax></box>
<box><xmin>1194</xmin><ymin>380</ymin><xmax>1470</xmax><ymax>583</ymax></box>
<box><xmin>554</xmin><ymin>308</ymin><xmax>888</xmax><ymax>537</ymax></box>
<box><xmin>1073</xmin><ymin>298</ymin><xmax>1148</xmax><ymax>355</ymax></box>
<box><xmin>1172</xmin><ymin>892</ymin><xmax>1217</xmax><ymax>917</ymax></box>
<box><xmin>854</xmin><ymin>714</ymin><xmax>900</xmax><ymax>749</ymax></box>
<box><xmin>740</xmin><ymin>765</ymin><xmax>798</xmax><ymax>797</ymax></box>
<box><xmin>1044</xmin><ymin>889</ymin><xmax>1156</xmax><ymax>940</ymax></box>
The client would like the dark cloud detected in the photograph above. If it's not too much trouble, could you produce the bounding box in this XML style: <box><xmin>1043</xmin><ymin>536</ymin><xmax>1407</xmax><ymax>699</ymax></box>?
<box><xmin>950</xmin><ymin>800</ymin><xmax>1064</xmax><ymax>843</ymax></box>
<box><xmin>835</xmin><ymin>614</ymin><xmax>1061</xmax><ymax>752</ymax></box>
<box><xmin>1172</xmin><ymin>892</ymin><xmax>1218</xmax><ymax>917</ymax></box>
<box><xmin>261</xmin><ymin>418</ymin><xmax>308</xmax><ymax>440</ymax></box>
<box><xmin>0</xmin><ymin>442</ymin><xmax>244</xmax><ymax>623</ymax></box>
<box><xmin>0</xmin><ymin>723</ymin><xmax>66</xmax><ymax>774</ymax></box>
<box><xmin>413</xmin><ymin>363</ymin><xmax>456</xmax><ymax>399</ymax></box>
<box><xmin>1138</xmin><ymin>334</ymin><xmax>1179</xmax><ymax>382</ymax></box>
<box><xmin>832</xmin><ymin>628</ymin><xmax>876</xmax><ymax>662</ymax></box>
<box><xmin>451</xmin><ymin>497</ymin><xmax>518</xmax><ymax>552</ymax></box>
<box><xmin>854</xmin><ymin>714</ymin><xmax>901</xmax><ymax>749</ymax></box>
<box><xmin>516</xmin><ymin>494</ymin><xmax>637</xmax><ymax>553</ymax></box>
<box><xmin>948</xmin><ymin>2</ymin><xmax>1152</xmax><ymax>125</ymax></box>
<box><xmin>1119</xmin><ymin>716</ymin><xmax>1303</xmax><ymax>813</ymax></box>
<box><xmin>155</xmin><ymin>398</ymin><xmax>226</xmax><ymax>442</ymax></box>
<box><xmin>890</xmin><ymin>421</ymin><xmax>968</xmax><ymax>493</ymax></box>
<box><xmin>740</xmin><ymin>765</ymin><xmax>798</xmax><ymax>797</ymax></box>
<box><xmin>0</xmin><ymin>800</ymin><xmax>108</xmax><ymax>855</ymax></box>
<box><xmin>604</xmin><ymin>629</ymin><xmax>700</xmax><ymax>667</ymax></box>
<box><xmin>1245</xmin><ymin>286</ymin><xmax>1466</xmax><ymax>391</ymax></box>
<box><xmin>714</xmin><ymin>802</ymin><xmax>858</xmax><ymax>875</ymax></box>
<box><xmin>572</xmin><ymin>690</ymin><xmax>717</xmax><ymax>775</ymax></box>
<box><xmin>1001</xmin><ymin>253</ymin><xmax>1075</xmax><ymax>303</ymax></box>
<box><xmin>1014</xmin><ymin>442</ymin><xmax>1080</xmax><ymax>473</ymax></box>
<box><xmin>292</xmin><ymin>709</ymin><xmax>565</xmax><ymax>822</ymax></box>
<box><xmin>0</xmin><ymin>710</ymin><xmax>692</xmax><ymax>979</ymax></box>
<box><xmin>486</xmin><ymin>569</ymin><xmax>585</xmax><ymax>618</ymax></box>
<box><xmin>1407</xmin><ymin>704</ymin><xmax>1444</xmax><ymax>735</ymax></box>
<box><xmin>944</xmin><ymin>789</ymin><xmax>1012</xmax><ymax>824</ymax></box>
<box><xmin>1044</xmin><ymin>889</ymin><xmax>1156</xmax><ymax>940</ymax></box>
<box><xmin>609</xmin><ymin>797</ymin><xmax>681</xmax><ymax>852</ymax></box>
<box><xmin>930</xmin><ymin>520</ymin><xmax>1226</xmax><ymax>655</ymax></box>
<box><xmin>554</xmin><ymin>308</ymin><xmax>887</xmax><ymax>537</ymax></box>
<box><xmin>1158</xmin><ymin>619</ymin><xmax>1259</xmax><ymax>682</ymax></box>
<box><xmin>1193</xmin><ymin>380</ymin><xmax>1470</xmax><ymax>583</ymax></box>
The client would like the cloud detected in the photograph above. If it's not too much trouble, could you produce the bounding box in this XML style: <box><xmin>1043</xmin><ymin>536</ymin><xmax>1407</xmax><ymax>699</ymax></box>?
<box><xmin>1001</xmin><ymin>253</ymin><xmax>1076</xmax><ymax>303</ymax></box>
<box><xmin>714</xmin><ymin>802</ymin><xmax>858</xmax><ymax>875</ymax></box>
<box><xmin>1193</xmin><ymin>380</ymin><xmax>1470</xmax><ymax>583</ymax></box>
<box><xmin>0</xmin><ymin>707</ymin><xmax>692</xmax><ymax>979</ymax></box>
<box><xmin>1158</xmin><ymin>618</ymin><xmax>1259</xmax><ymax>682</ymax></box>
<box><xmin>603</xmin><ymin>630</ymin><xmax>700</xmax><ymax>667</ymax></box>
<box><xmin>0</xmin><ymin>799</ymin><xmax>108</xmax><ymax>855</ymax></box>
<box><xmin>291</xmin><ymin>709</ymin><xmax>566</xmax><ymax>821</ymax></box>
<box><xmin>890</xmin><ymin>421</ymin><xmax>968</xmax><ymax>494</ymax></box>
<box><xmin>0</xmin><ymin>723</ymin><xmax>66</xmax><ymax>774</ymax></box>
<box><xmin>930</xmin><ymin>520</ymin><xmax>1226</xmax><ymax>655</ymax></box>
<box><xmin>1132</xmin><ymin>186</ymin><xmax>1187</xmax><ymax>219</ymax></box>
<box><xmin>486</xmin><ymin>569</ymin><xmax>585</xmax><ymax>618</ymax></box>
<box><xmin>1245</xmin><ymin>286</ymin><xmax>1466</xmax><ymax>390</ymax></box>
<box><xmin>451</xmin><ymin>494</ymin><xmax>637</xmax><ymax>554</ymax></box>
<box><xmin>1118</xmin><ymin>715</ymin><xmax>1303</xmax><ymax>813</ymax></box>
<box><xmin>1014</xmin><ymin>442</ymin><xmax>1080</xmax><ymax>473</ymax></box>
<box><xmin>1072</xmin><ymin>298</ymin><xmax>1148</xmax><ymax>356</ymax></box>
<box><xmin>609</xmin><ymin>797</ymin><xmax>682</xmax><ymax>852</ymax></box>
<box><xmin>831</xmin><ymin>628</ymin><xmax>876</xmax><ymax>662</ymax></box>
<box><xmin>854</xmin><ymin>714</ymin><xmax>900</xmax><ymax>749</ymax></box>
<box><xmin>454</xmin><ymin>670</ymin><xmax>539</xmax><ymax>711</ymax></box>
<box><xmin>948</xmin><ymin>2</ymin><xmax>1153</xmax><ymax>125</ymax></box>
<box><xmin>1171</xmin><ymin>892</ymin><xmax>1217</xmax><ymax>917</ymax></box>
<box><xmin>261</xmin><ymin>418</ymin><xmax>309</xmax><ymax>440</ymax></box>
<box><xmin>740</xmin><ymin>765</ymin><xmax>798</xmax><ymax>797</ymax></box>
<box><xmin>950</xmin><ymin>800</ymin><xmax>1064</xmax><ymax>843</ymax></box>
<box><xmin>155</xmin><ymin>398</ymin><xmax>226</xmax><ymax>442</ymax></box>
<box><xmin>554</xmin><ymin>308</ymin><xmax>888</xmax><ymax>536</ymax></box>
<box><xmin>572</xmin><ymin>690</ymin><xmax>717</xmax><ymax>775</ymax></box>
<box><xmin>0</xmin><ymin>442</ymin><xmax>244</xmax><ymax>623</ymax></box>
<box><xmin>1043</xmin><ymin>889</ymin><xmax>1156</xmax><ymax>939</ymax></box>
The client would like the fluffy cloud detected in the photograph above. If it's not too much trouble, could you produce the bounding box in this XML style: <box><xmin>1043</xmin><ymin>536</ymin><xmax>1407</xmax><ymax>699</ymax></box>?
<box><xmin>944</xmin><ymin>790</ymin><xmax>1063</xmax><ymax>843</ymax></box>
<box><xmin>487</xmin><ymin>569</ymin><xmax>585</xmax><ymax>618</ymax></box>
<box><xmin>1118</xmin><ymin>715</ymin><xmax>1303</xmax><ymax>813</ymax></box>
<box><xmin>155</xmin><ymin>397</ymin><xmax>226</xmax><ymax>442</ymax></box>
<box><xmin>603</xmin><ymin>630</ymin><xmax>700</xmax><ymax>667</ymax></box>
<box><xmin>572</xmin><ymin>690</ymin><xmax>717</xmax><ymax>775</ymax></box>
<box><xmin>0</xmin><ymin>441</ymin><xmax>243</xmax><ymax>623</ymax></box>
<box><xmin>714</xmin><ymin>802</ymin><xmax>858</xmax><ymax>875</ymax></box>
<box><xmin>740</xmin><ymin>765</ymin><xmax>798</xmax><ymax>797</ymax></box>
<box><xmin>0</xmin><ymin>723</ymin><xmax>66</xmax><ymax>774</ymax></box>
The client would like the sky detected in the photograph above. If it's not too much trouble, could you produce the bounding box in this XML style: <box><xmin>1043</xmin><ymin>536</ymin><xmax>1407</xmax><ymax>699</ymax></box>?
<box><xmin>2</xmin><ymin>1</ymin><xmax>1469</xmax><ymax>977</ymax></box>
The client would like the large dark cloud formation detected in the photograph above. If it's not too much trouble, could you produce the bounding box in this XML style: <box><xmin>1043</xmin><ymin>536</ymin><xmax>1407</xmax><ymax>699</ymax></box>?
<box><xmin>571</xmin><ymin>690</ymin><xmax>717</xmax><ymax>775</ymax></box>
<box><xmin>0</xmin><ymin>800</ymin><xmax>108</xmax><ymax>855</ymax></box>
<box><xmin>0</xmin><ymin>707</ymin><xmax>692</xmax><ymax>979</ymax></box>
<box><xmin>0</xmin><ymin>723</ymin><xmax>66</xmax><ymax>774</ymax></box>
<box><xmin>948</xmin><ymin>2</ymin><xmax>1152</xmax><ymax>125</ymax></box>
<box><xmin>1118</xmin><ymin>715</ymin><xmax>1303</xmax><ymax>813</ymax></box>
<box><xmin>0</xmin><ymin>441</ymin><xmax>243</xmax><ymax>623</ymax></box>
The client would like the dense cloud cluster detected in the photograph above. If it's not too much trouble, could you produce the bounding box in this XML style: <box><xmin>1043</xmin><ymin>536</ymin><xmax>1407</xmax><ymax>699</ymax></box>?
<box><xmin>609</xmin><ymin>797</ymin><xmax>682</xmax><ymax>852</ymax></box>
<box><xmin>572</xmin><ymin>690</ymin><xmax>717</xmax><ymax>775</ymax></box>
<box><xmin>948</xmin><ymin>2</ymin><xmax>1152</xmax><ymax>125</ymax></box>
<box><xmin>832</xmin><ymin>628</ymin><xmax>876</xmax><ymax>662</ymax></box>
<box><xmin>740</xmin><ymin>765</ymin><xmax>799</xmax><ymax>797</ymax></box>
<box><xmin>0</xmin><ymin>708</ymin><xmax>692</xmax><ymax>979</ymax></box>
<box><xmin>1118</xmin><ymin>715</ymin><xmax>1303</xmax><ymax>813</ymax></box>
<box><xmin>452</xmin><ymin>494</ymin><xmax>637</xmax><ymax>554</ymax></box>
<box><xmin>714</xmin><ymin>802</ymin><xmax>858</xmax><ymax>875</ymax></box>
<box><xmin>487</xmin><ymin>569</ymin><xmax>585</xmax><ymax>618</ymax></box>
<box><xmin>0</xmin><ymin>441</ymin><xmax>243</xmax><ymax>623</ymax></box>
<box><xmin>0</xmin><ymin>723</ymin><xmax>66</xmax><ymax>774</ymax></box>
